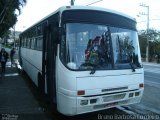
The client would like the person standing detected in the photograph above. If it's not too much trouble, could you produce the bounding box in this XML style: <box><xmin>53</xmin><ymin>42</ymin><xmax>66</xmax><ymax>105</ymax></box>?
<box><xmin>10</xmin><ymin>48</ymin><xmax>16</xmax><ymax>67</ymax></box>
<box><xmin>0</xmin><ymin>48</ymin><xmax>9</xmax><ymax>73</ymax></box>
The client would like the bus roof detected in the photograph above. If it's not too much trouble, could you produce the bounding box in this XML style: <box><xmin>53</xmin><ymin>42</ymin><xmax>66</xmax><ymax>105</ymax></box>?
<box><xmin>22</xmin><ymin>6</ymin><xmax>136</xmax><ymax>32</ymax></box>
<box><xmin>59</xmin><ymin>6</ymin><xmax>135</xmax><ymax>21</ymax></box>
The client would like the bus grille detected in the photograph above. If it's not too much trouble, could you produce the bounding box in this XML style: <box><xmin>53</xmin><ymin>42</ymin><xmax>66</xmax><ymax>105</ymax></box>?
<box><xmin>103</xmin><ymin>93</ymin><xmax>126</xmax><ymax>102</ymax></box>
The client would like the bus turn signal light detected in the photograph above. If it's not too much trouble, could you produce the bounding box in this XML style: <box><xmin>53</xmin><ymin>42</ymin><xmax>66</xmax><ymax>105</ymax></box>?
<box><xmin>77</xmin><ymin>90</ymin><xmax>85</xmax><ymax>95</ymax></box>
<box><xmin>139</xmin><ymin>83</ymin><xmax>144</xmax><ymax>88</ymax></box>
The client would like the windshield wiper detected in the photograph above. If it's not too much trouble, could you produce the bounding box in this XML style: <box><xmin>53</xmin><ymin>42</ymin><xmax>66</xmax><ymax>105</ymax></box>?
<box><xmin>80</xmin><ymin>63</ymin><xmax>97</xmax><ymax>74</ymax></box>
<box><xmin>128</xmin><ymin>55</ymin><xmax>136</xmax><ymax>72</ymax></box>
<box><xmin>90</xmin><ymin>65</ymin><xmax>96</xmax><ymax>74</ymax></box>
<box><xmin>129</xmin><ymin>62</ymin><xmax>135</xmax><ymax>72</ymax></box>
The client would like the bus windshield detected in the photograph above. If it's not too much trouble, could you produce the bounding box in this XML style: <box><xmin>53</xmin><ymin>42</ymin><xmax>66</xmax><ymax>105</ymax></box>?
<box><xmin>60</xmin><ymin>23</ymin><xmax>141</xmax><ymax>70</ymax></box>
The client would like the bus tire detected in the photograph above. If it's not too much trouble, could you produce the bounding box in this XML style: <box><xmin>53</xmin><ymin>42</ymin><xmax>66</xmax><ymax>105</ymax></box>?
<box><xmin>38</xmin><ymin>73</ymin><xmax>45</xmax><ymax>95</ymax></box>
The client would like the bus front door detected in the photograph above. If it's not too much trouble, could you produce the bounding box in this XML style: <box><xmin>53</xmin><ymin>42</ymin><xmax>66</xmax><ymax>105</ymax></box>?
<box><xmin>42</xmin><ymin>24</ymin><xmax>57</xmax><ymax>104</ymax></box>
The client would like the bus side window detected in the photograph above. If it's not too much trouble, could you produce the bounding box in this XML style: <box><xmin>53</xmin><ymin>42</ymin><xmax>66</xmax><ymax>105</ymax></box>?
<box><xmin>27</xmin><ymin>39</ymin><xmax>31</xmax><ymax>48</ymax></box>
<box><xmin>24</xmin><ymin>39</ymin><xmax>27</xmax><ymax>48</ymax></box>
<box><xmin>31</xmin><ymin>38</ymin><xmax>36</xmax><ymax>49</ymax></box>
<box><xmin>37</xmin><ymin>36</ymin><xmax>43</xmax><ymax>51</ymax></box>
<box><xmin>21</xmin><ymin>39</ymin><xmax>24</xmax><ymax>47</ymax></box>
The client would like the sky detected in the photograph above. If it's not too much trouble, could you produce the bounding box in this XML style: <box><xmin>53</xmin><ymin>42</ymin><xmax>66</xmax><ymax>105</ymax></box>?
<box><xmin>15</xmin><ymin>0</ymin><xmax>160</xmax><ymax>31</ymax></box>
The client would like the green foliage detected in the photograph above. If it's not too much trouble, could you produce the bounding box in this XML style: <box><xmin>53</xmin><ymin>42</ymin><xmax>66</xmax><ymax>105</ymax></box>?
<box><xmin>138</xmin><ymin>29</ymin><xmax>160</xmax><ymax>62</ymax></box>
<box><xmin>0</xmin><ymin>0</ymin><xmax>26</xmax><ymax>38</ymax></box>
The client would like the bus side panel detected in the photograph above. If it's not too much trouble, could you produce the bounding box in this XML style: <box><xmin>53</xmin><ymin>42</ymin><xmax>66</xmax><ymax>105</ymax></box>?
<box><xmin>21</xmin><ymin>48</ymin><xmax>42</xmax><ymax>86</ymax></box>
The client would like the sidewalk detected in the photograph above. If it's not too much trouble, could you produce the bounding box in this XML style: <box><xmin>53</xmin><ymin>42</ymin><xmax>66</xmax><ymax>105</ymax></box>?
<box><xmin>142</xmin><ymin>61</ymin><xmax>160</xmax><ymax>67</ymax></box>
<box><xmin>0</xmin><ymin>62</ymin><xmax>51</xmax><ymax>120</ymax></box>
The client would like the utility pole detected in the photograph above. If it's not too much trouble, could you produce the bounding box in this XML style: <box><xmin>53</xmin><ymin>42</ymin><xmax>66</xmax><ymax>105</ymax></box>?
<box><xmin>139</xmin><ymin>3</ymin><xmax>149</xmax><ymax>62</ymax></box>
<box><xmin>13</xmin><ymin>25</ymin><xmax>15</xmax><ymax>48</ymax></box>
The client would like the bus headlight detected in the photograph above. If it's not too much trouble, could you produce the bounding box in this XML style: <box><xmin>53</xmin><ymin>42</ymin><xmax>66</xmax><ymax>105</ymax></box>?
<box><xmin>135</xmin><ymin>92</ymin><xmax>140</xmax><ymax>96</ymax></box>
<box><xmin>129</xmin><ymin>93</ymin><xmax>134</xmax><ymax>97</ymax></box>
<box><xmin>90</xmin><ymin>99</ymin><xmax>97</xmax><ymax>104</ymax></box>
<box><xmin>80</xmin><ymin>100</ymin><xmax>88</xmax><ymax>105</ymax></box>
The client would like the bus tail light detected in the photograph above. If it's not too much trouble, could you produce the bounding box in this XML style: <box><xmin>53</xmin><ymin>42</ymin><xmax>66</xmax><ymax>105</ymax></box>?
<box><xmin>77</xmin><ymin>90</ymin><xmax>85</xmax><ymax>95</ymax></box>
<box><xmin>139</xmin><ymin>83</ymin><xmax>144</xmax><ymax>88</ymax></box>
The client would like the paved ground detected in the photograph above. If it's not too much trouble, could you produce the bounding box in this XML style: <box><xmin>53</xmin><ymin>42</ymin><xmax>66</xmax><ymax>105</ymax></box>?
<box><xmin>0</xmin><ymin>62</ymin><xmax>51</xmax><ymax>120</ymax></box>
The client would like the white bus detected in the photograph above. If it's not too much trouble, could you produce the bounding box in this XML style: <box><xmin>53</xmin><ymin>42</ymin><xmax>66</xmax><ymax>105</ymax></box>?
<box><xmin>19</xmin><ymin>6</ymin><xmax>144</xmax><ymax>116</ymax></box>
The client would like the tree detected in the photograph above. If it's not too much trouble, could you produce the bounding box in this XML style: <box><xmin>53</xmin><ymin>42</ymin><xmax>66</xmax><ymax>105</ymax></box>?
<box><xmin>0</xmin><ymin>0</ymin><xmax>26</xmax><ymax>38</ymax></box>
<box><xmin>138</xmin><ymin>29</ymin><xmax>160</xmax><ymax>62</ymax></box>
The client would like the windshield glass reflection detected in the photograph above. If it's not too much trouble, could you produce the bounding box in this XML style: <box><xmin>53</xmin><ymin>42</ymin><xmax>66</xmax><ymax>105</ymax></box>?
<box><xmin>60</xmin><ymin>23</ymin><xmax>141</xmax><ymax>70</ymax></box>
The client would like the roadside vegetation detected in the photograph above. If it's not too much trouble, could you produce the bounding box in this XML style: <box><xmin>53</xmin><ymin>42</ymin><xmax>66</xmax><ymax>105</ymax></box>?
<box><xmin>139</xmin><ymin>29</ymin><xmax>160</xmax><ymax>63</ymax></box>
<box><xmin>0</xmin><ymin>0</ymin><xmax>26</xmax><ymax>38</ymax></box>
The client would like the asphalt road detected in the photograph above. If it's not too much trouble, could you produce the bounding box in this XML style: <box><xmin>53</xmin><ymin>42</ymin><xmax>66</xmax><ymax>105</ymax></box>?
<box><xmin>128</xmin><ymin>62</ymin><xmax>160</xmax><ymax>115</ymax></box>
<box><xmin>144</xmin><ymin>63</ymin><xmax>160</xmax><ymax>88</ymax></box>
